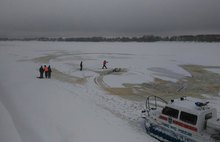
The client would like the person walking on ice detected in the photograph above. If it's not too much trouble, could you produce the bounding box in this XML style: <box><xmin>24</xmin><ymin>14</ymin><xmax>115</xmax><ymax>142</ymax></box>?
<box><xmin>102</xmin><ymin>60</ymin><xmax>108</xmax><ymax>69</ymax></box>
<box><xmin>80</xmin><ymin>61</ymin><xmax>83</xmax><ymax>71</ymax></box>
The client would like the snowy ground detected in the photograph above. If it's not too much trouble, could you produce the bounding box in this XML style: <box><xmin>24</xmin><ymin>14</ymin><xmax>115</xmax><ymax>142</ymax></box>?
<box><xmin>0</xmin><ymin>41</ymin><xmax>220</xmax><ymax>142</ymax></box>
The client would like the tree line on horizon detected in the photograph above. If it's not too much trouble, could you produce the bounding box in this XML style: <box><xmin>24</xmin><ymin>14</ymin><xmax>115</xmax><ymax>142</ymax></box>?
<box><xmin>1</xmin><ymin>34</ymin><xmax>220</xmax><ymax>42</ymax></box>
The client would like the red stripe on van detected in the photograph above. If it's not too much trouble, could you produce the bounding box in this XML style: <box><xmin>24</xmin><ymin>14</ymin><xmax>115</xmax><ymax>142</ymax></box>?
<box><xmin>159</xmin><ymin>115</ymin><xmax>168</xmax><ymax>121</ymax></box>
<box><xmin>159</xmin><ymin>115</ymin><xmax>197</xmax><ymax>132</ymax></box>
<box><xmin>173</xmin><ymin>120</ymin><xmax>197</xmax><ymax>132</ymax></box>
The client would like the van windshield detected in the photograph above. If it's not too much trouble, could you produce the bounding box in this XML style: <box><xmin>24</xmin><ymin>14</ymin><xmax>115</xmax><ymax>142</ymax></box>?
<box><xmin>162</xmin><ymin>107</ymin><xmax>179</xmax><ymax>118</ymax></box>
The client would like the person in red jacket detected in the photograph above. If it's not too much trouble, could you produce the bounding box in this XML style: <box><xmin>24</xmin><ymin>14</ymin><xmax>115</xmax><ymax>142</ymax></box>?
<box><xmin>44</xmin><ymin>65</ymin><xmax>48</xmax><ymax>78</ymax></box>
<box><xmin>102</xmin><ymin>60</ymin><xmax>108</xmax><ymax>69</ymax></box>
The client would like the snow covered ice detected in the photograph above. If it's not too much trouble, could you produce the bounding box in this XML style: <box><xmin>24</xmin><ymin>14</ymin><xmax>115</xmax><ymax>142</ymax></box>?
<box><xmin>0</xmin><ymin>41</ymin><xmax>220</xmax><ymax>142</ymax></box>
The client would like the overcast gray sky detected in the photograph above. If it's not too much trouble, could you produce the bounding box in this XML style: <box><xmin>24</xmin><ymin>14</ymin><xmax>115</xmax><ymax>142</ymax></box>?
<box><xmin>0</xmin><ymin>0</ymin><xmax>220</xmax><ymax>37</ymax></box>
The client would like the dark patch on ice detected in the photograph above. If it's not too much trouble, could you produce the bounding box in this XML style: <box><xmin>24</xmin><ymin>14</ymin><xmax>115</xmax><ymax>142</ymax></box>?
<box><xmin>148</xmin><ymin>67</ymin><xmax>186</xmax><ymax>80</ymax></box>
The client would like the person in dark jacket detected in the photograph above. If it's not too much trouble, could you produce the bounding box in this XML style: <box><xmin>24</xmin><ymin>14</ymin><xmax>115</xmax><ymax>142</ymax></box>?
<box><xmin>80</xmin><ymin>61</ymin><xmax>83</xmax><ymax>71</ymax></box>
<box><xmin>48</xmin><ymin>65</ymin><xmax>52</xmax><ymax>78</ymax></box>
<box><xmin>39</xmin><ymin>66</ymin><xmax>44</xmax><ymax>78</ymax></box>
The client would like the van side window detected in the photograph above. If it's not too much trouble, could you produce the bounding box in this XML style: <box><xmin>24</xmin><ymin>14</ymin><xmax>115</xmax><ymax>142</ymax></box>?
<box><xmin>162</xmin><ymin>107</ymin><xmax>179</xmax><ymax>118</ymax></box>
<box><xmin>180</xmin><ymin>111</ymin><xmax>197</xmax><ymax>125</ymax></box>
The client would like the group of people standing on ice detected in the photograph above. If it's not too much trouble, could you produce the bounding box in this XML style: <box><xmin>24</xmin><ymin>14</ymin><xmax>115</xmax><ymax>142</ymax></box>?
<box><xmin>39</xmin><ymin>65</ymin><xmax>52</xmax><ymax>78</ymax></box>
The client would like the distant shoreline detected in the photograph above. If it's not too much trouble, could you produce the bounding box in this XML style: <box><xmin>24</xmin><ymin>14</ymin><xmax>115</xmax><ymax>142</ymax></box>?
<box><xmin>1</xmin><ymin>34</ymin><xmax>220</xmax><ymax>42</ymax></box>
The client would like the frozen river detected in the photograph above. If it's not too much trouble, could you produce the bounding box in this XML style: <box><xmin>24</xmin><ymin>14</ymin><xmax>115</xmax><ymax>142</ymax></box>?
<box><xmin>0</xmin><ymin>41</ymin><xmax>220</xmax><ymax>142</ymax></box>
